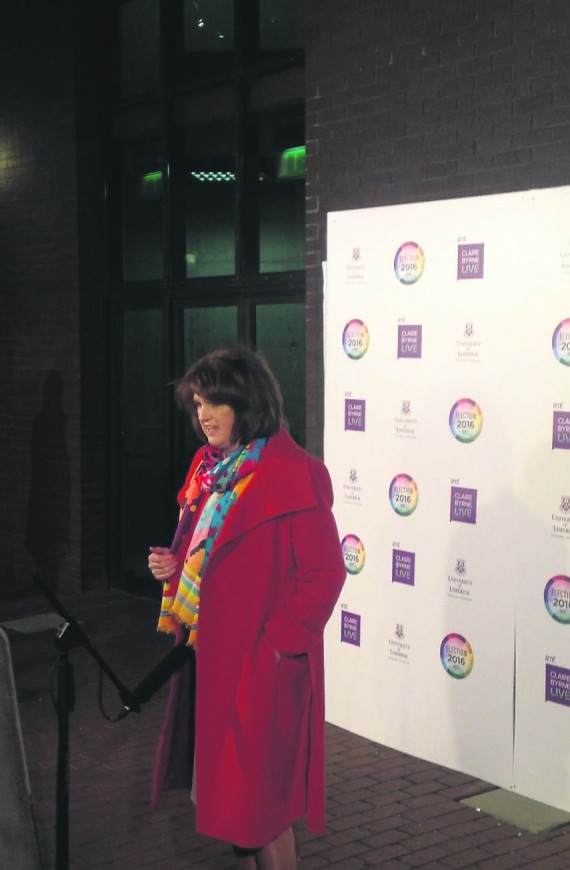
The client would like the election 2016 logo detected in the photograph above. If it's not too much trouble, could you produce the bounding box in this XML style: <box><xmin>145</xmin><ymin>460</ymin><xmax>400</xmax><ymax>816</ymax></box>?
<box><xmin>394</xmin><ymin>241</ymin><xmax>425</xmax><ymax>285</ymax></box>
<box><xmin>449</xmin><ymin>398</ymin><xmax>483</xmax><ymax>443</ymax></box>
<box><xmin>544</xmin><ymin>575</ymin><xmax>570</xmax><ymax>624</ymax></box>
<box><xmin>341</xmin><ymin>534</ymin><xmax>366</xmax><ymax>575</ymax></box>
<box><xmin>552</xmin><ymin>319</ymin><xmax>570</xmax><ymax>366</ymax></box>
<box><xmin>389</xmin><ymin>474</ymin><xmax>419</xmax><ymax>516</ymax></box>
<box><xmin>440</xmin><ymin>633</ymin><xmax>474</xmax><ymax>679</ymax></box>
<box><xmin>342</xmin><ymin>319</ymin><xmax>369</xmax><ymax>359</ymax></box>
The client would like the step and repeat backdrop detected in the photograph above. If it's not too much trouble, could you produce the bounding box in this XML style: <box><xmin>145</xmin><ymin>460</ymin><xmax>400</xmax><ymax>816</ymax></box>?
<box><xmin>323</xmin><ymin>187</ymin><xmax>570</xmax><ymax>810</ymax></box>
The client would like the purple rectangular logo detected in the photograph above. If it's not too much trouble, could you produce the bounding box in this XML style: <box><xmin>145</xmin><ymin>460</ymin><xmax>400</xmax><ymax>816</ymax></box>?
<box><xmin>345</xmin><ymin>399</ymin><xmax>366</xmax><ymax>432</ymax></box>
<box><xmin>450</xmin><ymin>486</ymin><xmax>478</xmax><ymax>524</ymax></box>
<box><xmin>341</xmin><ymin>611</ymin><xmax>361</xmax><ymax>646</ymax></box>
<box><xmin>553</xmin><ymin>411</ymin><xmax>570</xmax><ymax>450</ymax></box>
<box><xmin>392</xmin><ymin>549</ymin><xmax>415</xmax><ymax>586</ymax></box>
<box><xmin>457</xmin><ymin>243</ymin><xmax>484</xmax><ymax>280</ymax></box>
<box><xmin>398</xmin><ymin>325</ymin><xmax>422</xmax><ymax>359</ymax></box>
<box><xmin>546</xmin><ymin>663</ymin><xmax>570</xmax><ymax>706</ymax></box>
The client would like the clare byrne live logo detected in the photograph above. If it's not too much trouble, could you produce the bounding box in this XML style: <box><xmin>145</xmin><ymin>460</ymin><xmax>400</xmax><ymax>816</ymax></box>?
<box><xmin>397</xmin><ymin>324</ymin><xmax>422</xmax><ymax>359</ymax></box>
<box><xmin>457</xmin><ymin>242</ymin><xmax>484</xmax><ymax>280</ymax></box>
<box><xmin>552</xmin><ymin>406</ymin><xmax>570</xmax><ymax>450</ymax></box>
<box><xmin>344</xmin><ymin>397</ymin><xmax>366</xmax><ymax>432</ymax></box>
<box><xmin>450</xmin><ymin>485</ymin><xmax>477</xmax><ymax>524</ymax></box>
<box><xmin>341</xmin><ymin>610</ymin><xmax>361</xmax><ymax>646</ymax></box>
<box><xmin>392</xmin><ymin>548</ymin><xmax>415</xmax><ymax>585</ymax></box>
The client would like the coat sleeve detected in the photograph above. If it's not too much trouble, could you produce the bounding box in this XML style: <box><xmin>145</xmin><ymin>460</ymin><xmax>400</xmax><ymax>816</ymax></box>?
<box><xmin>263</xmin><ymin>458</ymin><xmax>346</xmax><ymax>657</ymax></box>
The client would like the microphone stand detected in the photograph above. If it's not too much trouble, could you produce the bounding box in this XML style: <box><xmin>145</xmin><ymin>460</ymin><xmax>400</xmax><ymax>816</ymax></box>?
<box><xmin>32</xmin><ymin>572</ymin><xmax>139</xmax><ymax>870</ymax></box>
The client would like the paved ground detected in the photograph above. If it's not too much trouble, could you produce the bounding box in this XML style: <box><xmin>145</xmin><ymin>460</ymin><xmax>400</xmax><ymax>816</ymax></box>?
<box><xmin>5</xmin><ymin>588</ymin><xmax>570</xmax><ymax>869</ymax></box>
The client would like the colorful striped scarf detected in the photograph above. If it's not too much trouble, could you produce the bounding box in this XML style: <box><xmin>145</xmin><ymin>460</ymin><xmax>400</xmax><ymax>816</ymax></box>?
<box><xmin>157</xmin><ymin>438</ymin><xmax>266</xmax><ymax>646</ymax></box>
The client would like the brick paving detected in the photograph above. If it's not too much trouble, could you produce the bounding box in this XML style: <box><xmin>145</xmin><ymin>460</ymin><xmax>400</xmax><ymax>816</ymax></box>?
<box><xmin>5</xmin><ymin>588</ymin><xmax>570</xmax><ymax>869</ymax></box>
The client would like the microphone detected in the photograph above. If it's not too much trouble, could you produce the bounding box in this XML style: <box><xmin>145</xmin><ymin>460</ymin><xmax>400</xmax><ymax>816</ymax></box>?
<box><xmin>126</xmin><ymin>642</ymin><xmax>195</xmax><ymax>710</ymax></box>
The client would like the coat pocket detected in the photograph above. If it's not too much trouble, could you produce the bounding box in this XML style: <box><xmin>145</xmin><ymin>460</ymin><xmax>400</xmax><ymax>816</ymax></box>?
<box><xmin>234</xmin><ymin>630</ymin><xmax>279</xmax><ymax>747</ymax></box>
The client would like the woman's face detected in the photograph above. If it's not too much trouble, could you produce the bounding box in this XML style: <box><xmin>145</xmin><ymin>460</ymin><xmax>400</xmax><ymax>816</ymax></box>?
<box><xmin>193</xmin><ymin>393</ymin><xmax>238</xmax><ymax>453</ymax></box>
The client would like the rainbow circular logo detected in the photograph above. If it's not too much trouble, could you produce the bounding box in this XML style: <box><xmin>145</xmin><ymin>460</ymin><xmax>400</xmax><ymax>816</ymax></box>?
<box><xmin>394</xmin><ymin>241</ymin><xmax>425</xmax><ymax>285</ymax></box>
<box><xmin>552</xmin><ymin>319</ymin><xmax>570</xmax><ymax>366</ymax></box>
<box><xmin>342</xmin><ymin>319</ymin><xmax>369</xmax><ymax>359</ymax></box>
<box><xmin>440</xmin><ymin>633</ymin><xmax>474</xmax><ymax>679</ymax></box>
<box><xmin>449</xmin><ymin>398</ymin><xmax>483</xmax><ymax>443</ymax></box>
<box><xmin>544</xmin><ymin>575</ymin><xmax>570</xmax><ymax>624</ymax></box>
<box><xmin>341</xmin><ymin>534</ymin><xmax>366</xmax><ymax>575</ymax></box>
<box><xmin>389</xmin><ymin>474</ymin><xmax>419</xmax><ymax>516</ymax></box>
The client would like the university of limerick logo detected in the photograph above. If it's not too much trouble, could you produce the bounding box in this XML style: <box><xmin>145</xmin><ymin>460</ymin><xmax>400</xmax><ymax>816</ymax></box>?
<box><xmin>352</xmin><ymin>247</ymin><xmax>361</xmax><ymax>262</ymax></box>
<box><xmin>401</xmin><ymin>399</ymin><xmax>411</xmax><ymax>415</ymax></box>
<box><xmin>349</xmin><ymin>468</ymin><xmax>358</xmax><ymax>483</ymax></box>
<box><xmin>464</xmin><ymin>322</ymin><xmax>474</xmax><ymax>338</ymax></box>
<box><xmin>395</xmin><ymin>624</ymin><xmax>405</xmax><ymax>640</ymax></box>
<box><xmin>561</xmin><ymin>496</ymin><xmax>570</xmax><ymax>513</ymax></box>
<box><xmin>455</xmin><ymin>559</ymin><xmax>466</xmax><ymax>576</ymax></box>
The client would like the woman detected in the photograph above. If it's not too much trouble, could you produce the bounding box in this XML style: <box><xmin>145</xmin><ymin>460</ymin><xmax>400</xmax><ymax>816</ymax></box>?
<box><xmin>148</xmin><ymin>346</ymin><xmax>346</xmax><ymax>869</ymax></box>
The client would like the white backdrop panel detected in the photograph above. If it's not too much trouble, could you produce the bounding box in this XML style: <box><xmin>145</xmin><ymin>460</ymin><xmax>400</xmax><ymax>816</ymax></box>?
<box><xmin>324</xmin><ymin>189</ymin><xmax>570</xmax><ymax>802</ymax></box>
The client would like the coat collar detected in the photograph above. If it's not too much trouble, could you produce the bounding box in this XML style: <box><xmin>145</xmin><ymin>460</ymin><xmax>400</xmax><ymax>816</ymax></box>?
<box><xmin>209</xmin><ymin>429</ymin><xmax>318</xmax><ymax>553</ymax></box>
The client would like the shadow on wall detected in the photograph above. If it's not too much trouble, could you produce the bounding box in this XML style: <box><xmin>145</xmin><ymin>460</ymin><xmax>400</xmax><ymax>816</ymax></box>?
<box><xmin>26</xmin><ymin>370</ymin><xmax>71</xmax><ymax>590</ymax></box>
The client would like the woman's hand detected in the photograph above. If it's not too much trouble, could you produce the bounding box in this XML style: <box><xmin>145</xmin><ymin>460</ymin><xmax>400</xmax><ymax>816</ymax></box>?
<box><xmin>148</xmin><ymin>546</ymin><xmax>177</xmax><ymax>582</ymax></box>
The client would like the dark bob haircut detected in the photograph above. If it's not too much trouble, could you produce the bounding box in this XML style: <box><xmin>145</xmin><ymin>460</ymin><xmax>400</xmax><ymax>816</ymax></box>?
<box><xmin>175</xmin><ymin>345</ymin><xmax>286</xmax><ymax>444</ymax></box>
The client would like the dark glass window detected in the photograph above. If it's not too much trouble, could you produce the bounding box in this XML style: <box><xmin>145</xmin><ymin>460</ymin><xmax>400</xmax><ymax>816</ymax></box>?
<box><xmin>256</xmin><ymin>301</ymin><xmax>305</xmax><ymax>444</ymax></box>
<box><xmin>182</xmin><ymin>0</ymin><xmax>234</xmax><ymax>78</ymax></box>
<box><xmin>121</xmin><ymin>140</ymin><xmax>164</xmax><ymax>281</ymax></box>
<box><xmin>184</xmin><ymin>0</ymin><xmax>234</xmax><ymax>53</ymax></box>
<box><xmin>250</xmin><ymin>71</ymin><xmax>305</xmax><ymax>273</ymax></box>
<box><xmin>181</xmin><ymin>305</ymin><xmax>238</xmax><ymax>453</ymax></box>
<box><xmin>177</xmin><ymin>89</ymin><xmax>236</xmax><ymax>277</ymax></box>
<box><xmin>260</xmin><ymin>0</ymin><xmax>305</xmax><ymax>51</ymax></box>
<box><xmin>183</xmin><ymin>305</ymin><xmax>238</xmax><ymax>366</ymax></box>
<box><xmin>120</xmin><ymin>0</ymin><xmax>160</xmax><ymax>98</ymax></box>
<box><xmin>120</xmin><ymin>308</ymin><xmax>169</xmax><ymax>590</ymax></box>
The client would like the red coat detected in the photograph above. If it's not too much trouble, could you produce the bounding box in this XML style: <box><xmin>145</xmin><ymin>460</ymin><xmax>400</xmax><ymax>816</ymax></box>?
<box><xmin>151</xmin><ymin>430</ymin><xmax>346</xmax><ymax>848</ymax></box>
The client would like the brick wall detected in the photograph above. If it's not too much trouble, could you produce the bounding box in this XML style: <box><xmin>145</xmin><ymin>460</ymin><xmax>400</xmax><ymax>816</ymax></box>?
<box><xmin>0</xmin><ymin>2</ymin><xmax>108</xmax><ymax>597</ymax></box>
<box><xmin>305</xmin><ymin>0</ymin><xmax>570</xmax><ymax>457</ymax></box>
